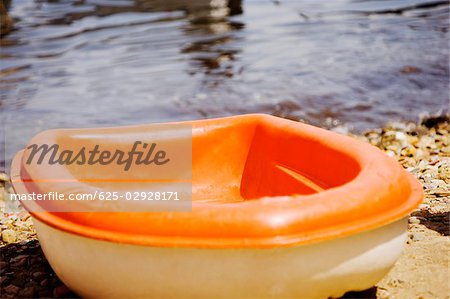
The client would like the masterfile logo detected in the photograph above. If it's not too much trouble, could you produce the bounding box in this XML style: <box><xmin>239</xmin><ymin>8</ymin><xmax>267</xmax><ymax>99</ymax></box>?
<box><xmin>25</xmin><ymin>141</ymin><xmax>170</xmax><ymax>171</ymax></box>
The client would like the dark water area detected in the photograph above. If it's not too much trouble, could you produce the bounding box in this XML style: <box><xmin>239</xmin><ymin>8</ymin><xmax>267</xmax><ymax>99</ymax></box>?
<box><xmin>0</xmin><ymin>0</ymin><xmax>449</xmax><ymax>169</ymax></box>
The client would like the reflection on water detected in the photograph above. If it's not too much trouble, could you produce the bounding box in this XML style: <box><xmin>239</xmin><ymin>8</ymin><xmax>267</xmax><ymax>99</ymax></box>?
<box><xmin>0</xmin><ymin>0</ymin><xmax>449</xmax><ymax>168</ymax></box>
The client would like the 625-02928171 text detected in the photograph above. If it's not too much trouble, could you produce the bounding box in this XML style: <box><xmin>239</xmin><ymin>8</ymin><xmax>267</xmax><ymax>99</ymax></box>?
<box><xmin>10</xmin><ymin>191</ymin><xmax>180</xmax><ymax>201</ymax></box>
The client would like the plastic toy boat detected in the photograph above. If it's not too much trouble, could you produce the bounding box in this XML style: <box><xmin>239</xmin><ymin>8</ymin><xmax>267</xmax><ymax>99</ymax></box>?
<box><xmin>11</xmin><ymin>114</ymin><xmax>423</xmax><ymax>299</ymax></box>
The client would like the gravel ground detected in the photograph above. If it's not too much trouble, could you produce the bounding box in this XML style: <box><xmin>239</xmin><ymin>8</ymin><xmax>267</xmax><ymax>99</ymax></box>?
<box><xmin>1</xmin><ymin>116</ymin><xmax>449</xmax><ymax>298</ymax></box>
<box><xmin>346</xmin><ymin>116</ymin><xmax>450</xmax><ymax>299</ymax></box>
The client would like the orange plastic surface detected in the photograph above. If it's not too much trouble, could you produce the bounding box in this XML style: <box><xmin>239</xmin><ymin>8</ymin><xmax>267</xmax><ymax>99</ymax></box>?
<box><xmin>11</xmin><ymin>114</ymin><xmax>423</xmax><ymax>248</ymax></box>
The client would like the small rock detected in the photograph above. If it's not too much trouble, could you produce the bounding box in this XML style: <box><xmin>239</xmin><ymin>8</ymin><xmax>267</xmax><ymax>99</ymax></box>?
<box><xmin>0</xmin><ymin>172</ymin><xmax>10</xmax><ymax>182</ymax></box>
<box><xmin>32</xmin><ymin>271</ymin><xmax>46</xmax><ymax>281</ymax></box>
<box><xmin>11</xmin><ymin>272</ymin><xmax>27</xmax><ymax>287</ymax></box>
<box><xmin>400</xmin><ymin>66</ymin><xmax>421</xmax><ymax>74</ymax></box>
<box><xmin>421</xmin><ymin>114</ymin><xmax>449</xmax><ymax>128</ymax></box>
<box><xmin>4</xmin><ymin>284</ymin><xmax>20</xmax><ymax>295</ymax></box>
<box><xmin>411</xmin><ymin>232</ymin><xmax>424</xmax><ymax>241</ymax></box>
<box><xmin>40</xmin><ymin>278</ymin><xmax>49</xmax><ymax>287</ymax></box>
<box><xmin>377</xmin><ymin>288</ymin><xmax>390</xmax><ymax>299</ymax></box>
<box><xmin>418</xmin><ymin>204</ymin><xmax>428</xmax><ymax>210</ymax></box>
<box><xmin>0</xmin><ymin>275</ymin><xmax>10</xmax><ymax>285</ymax></box>
<box><xmin>408</xmin><ymin>216</ymin><xmax>420</xmax><ymax>224</ymax></box>
<box><xmin>53</xmin><ymin>285</ymin><xmax>72</xmax><ymax>298</ymax></box>
<box><xmin>10</xmin><ymin>255</ymin><xmax>28</xmax><ymax>268</ymax></box>
<box><xmin>385</xmin><ymin>150</ymin><xmax>396</xmax><ymax>157</ymax></box>
<box><xmin>2</xmin><ymin>229</ymin><xmax>17</xmax><ymax>243</ymax></box>
<box><xmin>395</xmin><ymin>131</ymin><xmax>409</xmax><ymax>147</ymax></box>
<box><xmin>18</xmin><ymin>286</ymin><xmax>35</xmax><ymax>298</ymax></box>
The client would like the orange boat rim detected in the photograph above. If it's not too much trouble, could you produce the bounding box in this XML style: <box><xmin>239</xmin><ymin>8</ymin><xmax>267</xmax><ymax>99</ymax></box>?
<box><xmin>10</xmin><ymin>114</ymin><xmax>423</xmax><ymax>248</ymax></box>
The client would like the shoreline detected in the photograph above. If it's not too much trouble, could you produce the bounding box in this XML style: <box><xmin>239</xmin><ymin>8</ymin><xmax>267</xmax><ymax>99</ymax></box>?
<box><xmin>1</xmin><ymin>116</ymin><xmax>449</xmax><ymax>298</ymax></box>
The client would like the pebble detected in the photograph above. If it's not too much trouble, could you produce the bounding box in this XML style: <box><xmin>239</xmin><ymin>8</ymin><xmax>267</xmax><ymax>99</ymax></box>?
<box><xmin>400</xmin><ymin>66</ymin><xmax>421</xmax><ymax>74</ymax></box>
<box><xmin>2</xmin><ymin>229</ymin><xmax>17</xmax><ymax>243</ymax></box>
<box><xmin>408</xmin><ymin>216</ymin><xmax>420</xmax><ymax>224</ymax></box>
<box><xmin>4</xmin><ymin>284</ymin><xmax>20</xmax><ymax>295</ymax></box>
<box><xmin>40</xmin><ymin>278</ymin><xmax>49</xmax><ymax>287</ymax></box>
<box><xmin>10</xmin><ymin>255</ymin><xmax>28</xmax><ymax>268</ymax></box>
<box><xmin>377</xmin><ymin>288</ymin><xmax>390</xmax><ymax>299</ymax></box>
<box><xmin>0</xmin><ymin>173</ymin><xmax>9</xmax><ymax>182</ymax></box>
<box><xmin>418</xmin><ymin>204</ymin><xmax>428</xmax><ymax>210</ymax></box>
<box><xmin>410</xmin><ymin>232</ymin><xmax>424</xmax><ymax>242</ymax></box>
<box><xmin>386</xmin><ymin>150</ymin><xmax>396</xmax><ymax>157</ymax></box>
<box><xmin>53</xmin><ymin>285</ymin><xmax>72</xmax><ymax>298</ymax></box>
<box><xmin>19</xmin><ymin>286</ymin><xmax>36</xmax><ymax>298</ymax></box>
<box><xmin>32</xmin><ymin>271</ymin><xmax>46</xmax><ymax>281</ymax></box>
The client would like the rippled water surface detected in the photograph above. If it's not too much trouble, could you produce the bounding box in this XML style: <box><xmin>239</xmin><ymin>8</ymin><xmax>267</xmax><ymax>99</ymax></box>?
<box><xmin>1</xmin><ymin>0</ymin><xmax>449</xmax><ymax>167</ymax></box>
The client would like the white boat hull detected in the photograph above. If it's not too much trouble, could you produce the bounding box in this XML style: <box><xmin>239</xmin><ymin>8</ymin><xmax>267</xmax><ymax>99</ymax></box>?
<box><xmin>33</xmin><ymin>218</ymin><xmax>407</xmax><ymax>299</ymax></box>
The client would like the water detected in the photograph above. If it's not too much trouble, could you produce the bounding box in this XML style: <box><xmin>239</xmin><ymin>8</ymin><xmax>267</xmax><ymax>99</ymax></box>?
<box><xmin>1</xmin><ymin>0</ymin><xmax>449</xmax><ymax>168</ymax></box>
